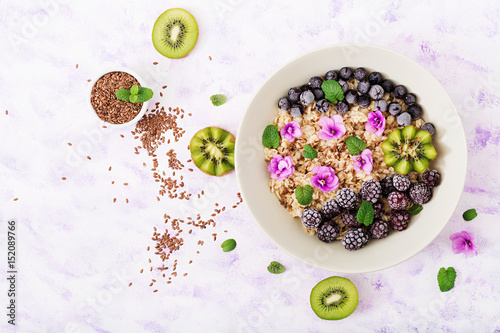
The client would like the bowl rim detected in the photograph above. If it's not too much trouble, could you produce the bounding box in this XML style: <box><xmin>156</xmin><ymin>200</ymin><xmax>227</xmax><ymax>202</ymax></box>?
<box><xmin>235</xmin><ymin>43</ymin><xmax>468</xmax><ymax>273</ymax></box>
<box><xmin>88</xmin><ymin>67</ymin><xmax>149</xmax><ymax>128</ymax></box>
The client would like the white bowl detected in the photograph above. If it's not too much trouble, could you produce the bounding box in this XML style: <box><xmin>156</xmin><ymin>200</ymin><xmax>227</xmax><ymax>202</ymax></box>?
<box><xmin>88</xmin><ymin>67</ymin><xmax>149</xmax><ymax>128</ymax></box>
<box><xmin>235</xmin><ymin>45</ymin><xmax>467</xmax><ymax>273</ymax></box>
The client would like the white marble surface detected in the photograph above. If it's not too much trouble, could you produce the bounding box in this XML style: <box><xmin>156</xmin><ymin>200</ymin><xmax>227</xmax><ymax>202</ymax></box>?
<box><xmin>1</xmin><ymin>0</ymin><xmax>500</xmax><ymax>332</ymax></box>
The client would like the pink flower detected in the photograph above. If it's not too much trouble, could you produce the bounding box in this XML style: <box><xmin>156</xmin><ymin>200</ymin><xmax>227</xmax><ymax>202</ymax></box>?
<box><xmin>267</xmin><ymin>154</ymin><xmax>295</xmax><ymax>180</ymax></box>
<box><xmin>365</xmin><ymin>110</ymin><xmax>386</xmax><ymax>136</ymax></box>
<box><xmin>280</xmin><ymin>121</ymin><xmax>303</xmax><ymax>142</ymax></box>
<box><xmin>352</xmin><ymin>149</ymin><xmax>373</xmax><ymax>175</ymax></box>
<box><xmin>450</xmin><ymin>231</ymin><xmax>477</xmax><ymax>258</ymax></box>
<box><xmin>311</xmin><ymin>166</ymin><xmax>339</xmax><ymax>193</ymax></box>
<box><xmin>318</xmin><ymin>115</ymin><xmax>346</xmax><ymax>141</ymax></box>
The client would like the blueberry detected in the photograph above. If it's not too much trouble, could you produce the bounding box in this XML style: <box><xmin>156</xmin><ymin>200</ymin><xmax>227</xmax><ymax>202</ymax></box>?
<box><xmin>288</xmin><ymin>87</ymin><xmax>301</xmax><ymax>102</ymax></box>
<box><xmin>393</xmin><ymin>85</ymin><xmax>407</xmax><ymax>99</ymax></box>
<box><xmin>404</xmin><ymin>93</ymin><xmax>417</xmax><ymax>106</ymax></box>
<box><xmin>338</xmin><ymin>79</ymin><xmax>349</xmax><ymax>93</ymax></box>
<box><xmin>397</xmin><ymin>112</ymin><xmax>412</xmax><ymax>126</ymax></box>
<box><xmin>316</xmin><ymin>99</ymin><xmax>330</xmax><ymax>113</ymax></box>
<box><xmin>421</xmin><ymin>122</ymin><xmax>436</xmax><ymax>135</ymax></box>
<box><xmin>309</xmin><ymin>76</ymin><xmax>323</xmax><ymax>89</ymax></box>
<box><xmin>373</xmin><ymin>99</ymin><xmax>388</xmax><ymax>112</ymax></box>
<box><xmin>354</xmin><ymin>67</ymin><xmax>367</xmax><ymax>81</ymax></box>
<box><xmin>325</xmin><ymin>70</ymin><xmax>338</xmax><ymax>81</ymax></box>
<box><xmin>369</xmin><ymin>85</ymin><xmax>384</xmax><ymax>100</ymax></box>
<box><xmin>369</xmin><ymin>72</ymin><xmax>383</xmax><ymax>84</ymax></box>
<box><xmin>380</xmin><ymin>79</ymin><xmax>394</xmax><ymax>93</ymax></box>
<box><xmin>407</xmin><ymin>104</ymin><xmax>422</xmax><ymax>119</ymax></box>
<box><xmin>357</xmin><ymin>81</ymin><xmax>371</xmax><ymax>94</ymax></box>
<box><xmin>345</xmin><ymin>90</ymin><xmax>359</xmax><ymax>104</ymax></box>
<box><xmin>300</xmin><ymin>90</ymin><xmax>315</xmax><ymax>106</ymax></box>
<box><xmin>388</xmin><ymin>102</ymin><xmax>402</xmax><ymax>116</ymax></box>
<box><xmin>290</xmin><ymin>104</ymin><xmax>304</xmax><ymax>117</ymax></box>
<box><xmin>339</xmin><ymin>67</ymin><xmax>353</xmax><ymax>80</ymax></box>
<box><xmin>336</xmin><ymin>100</ymin><xmax>349</xmax><ymax>114</ymax></box>
<box><xmin>358</xmin><ymin>94</ymin><xmax>371</xmax><ymax>108</ymax></box>
<box><xmin>301</xmin><ymin>84</ymin><xmax>311</xmax><ymax>92</ymax></box>
<box><xmin>312</xmin><ymin>88</ymin><xmax>324</xmax><ymax>100</ymax></box>
<box><xmin>278</xmin><ymin>97</ymin><xmax>291</xmax><ymax>111</ymax></box>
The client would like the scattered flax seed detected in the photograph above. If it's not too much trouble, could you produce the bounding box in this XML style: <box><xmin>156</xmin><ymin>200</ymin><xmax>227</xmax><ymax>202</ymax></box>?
<box><xmin>128</xmin><ymin>283</ymin><xmax>132</xmax><ymax>287</ymax></box>
<box><xmin>113</xmin><ymin>198</ymin><xmax>116</xmax><ymax>203</ymax></box>
<box><xmin>188</xmin><ymin>230</ymin><xmax>192</xmax><ymax>234</ymax></box>
<box><xmin>76</xmin><ymin>64</ymin><xmax>78</xmax><ymax>68</ymax></box>
<box><xmin>188</xmin><ymin>113</ymin><xmax>192</xmax><ymax>116</ymax></box>
<box><xmin>150</xmin><ymin>267</ymin><xmax>153</xmax><ymax>271</ymax></box>
<box><xmin>102</xmin><ymin>125</ymin><xmax>107</xmax><ymax>128</ymax></box>
<box><xmin>189</xmin><ymin>260</ymin><xmax>193</xmax><ymax>264</ymax></box>
<box><xmin>149</xmin><ymin>259</ymin><xmax>152</xmax><ymax>263</ymax></box>
<box><xmin>87</xmin><ymin>79</ymin><xmax>91</xmax><ymax>82</ymax></box>
<box><xmin>160</xmin><ymin>92</ymin><xmax>163</xmax><ymax>97</ymax></box>
<box><xmin>152</xmin><ymin>279</ymin><xmax>156</xmax><ymax>282</ymax></box>
<box><xmin>162</xmin><ymin>85</ymin><xmax>167</xmax><ymax>89</ymax></box>
<box><xmin>124</xmin><ymin>183</ymin><xmax>128</xmax><ymax>186</ymax></box>
<box><xmin>67</xmin><ymin>143</ymin><xmax>72</xmax><ymax>146</ymax></box>
<box><xmin>183</xmin><ymin>273</ymin><xmax>188</xmax><ymax>277</ymax></box>
<box><xmin>149</xmin><ymin>283</ymin><xmax>153</xmax><ymax>287</ymax></box>
<box><xmin>147</xmin><ymin>246</ymin><xmax>150</xmax><ymax>251</ymax></box>
<box><xmin>62</xmin><ymin>177</ymin><xmax>67</xmax><ymax>180</ymax></box>
<box><xmin>87</xmin><ymin>156</ymin><xmax>91</xmax><ymax>160</ymax></box>
<box><xmin>224</xmin><ymin>230</ymin><xmax>228</xmax><ymax>233</ymax></box>
<box><xmin>120</xmin><ymin>134</ymin><xmax>125</xmax><ymax>138</ymax></box>
<box><xmin>209</xmin><ymin>56</ymin><xmax>212</xmax><ymax>60</ymax></box>
<box><xmin>153</xmin><ymin>62</ymin><xmax>158</xmax><ymax>65</ymax></box>
<box><xmin>167</xmin><ymin>281</ymin><xmax>172</xmax><ymax>284</ymax></box>
<box><xmin>126</xmin><ymin>198</ymin><xmax>129</xmax><ymax>203</ymax></box>
<box><xmin>153</xmin><ymin>289</ymin><xmax>158</xmax><ymax>293</ymax></box>
<box><xmin>13</xmin><ymin>198</ymin><xmax>18</xmax><ymax>201</ymax></box>
<box><xmin>189</xmin><ymin>168</ymin><xmax>193</xmax><ymax>172</ymax></box>
<box><xmin>140</xmin><ymin>269</ymin><xmax>144</xmax><ymax>273</ymax></box>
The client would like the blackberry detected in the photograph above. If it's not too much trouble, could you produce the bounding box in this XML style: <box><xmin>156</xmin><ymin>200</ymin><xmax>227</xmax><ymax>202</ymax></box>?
<box><xmin>317</xmin><ymin>221</ymin><xmax>340</xmax><ymax>243</ymax></box>
<box><xmin>409</xmin><ymin>183</ymin><xmax>432</xmax><ymax>205</ymax></box>
<box><xmin>342</xmin><ymin>210</ymin><xmax>362</xmax><ymax>227</ymax></box>
<box><xmin>321</xmin><ymin>199</ymin><xmax>342</xmax><ymax>220</ymax></box>
<box><xmin>360</xmin><ymin>180</ymin><xmax>382</xmax><ymax>203</ymax></box>
<box><xmin>368</xmin><ymin>220</ymin><xmax>390</xmax><ymax>239</ymax></box>
<box><xmin>387</xmin><ymin>191</ymin><xmax>410</xmax><ymax>210</ymax></box>
<box><xmin>423</xmin><ymin>169</ymin><xmax>441</xmax><ymax>188</ymax></box>
<box><xmin>342</xmin><ymin>228</ymin><xmax>369</xmax><ymax>251</ymax></box>
<box><xmin>393</xmin><ymin>174</ymin><xmax>411</xmax><ymax>192</ymax></box>
<box><xmin>380</xmin><ymin>177</ymin><xmax>396</xmax><ymax>197</ymax></box>
<box><xmin>373</xmin><ymin>201</ymin><xmax>384</xmax><ymax>219</ymax></box>
<box><xmin>389</xmin><ymin>210</ymin><xmax>411</xmax><ymax>231</ymax></box>
<box><xmin>301</xmin><ymin>208</ymin><xmax>323</xmax><ymax>230</ymax></box>
<box><xmin>336</xmin><ymin>188</ymin><xmax>359</xmax><ymax>210</ymax></box>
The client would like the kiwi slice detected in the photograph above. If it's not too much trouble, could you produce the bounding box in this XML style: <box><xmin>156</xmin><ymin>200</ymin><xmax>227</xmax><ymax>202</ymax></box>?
<box><xmin>310</xmin><ymin>276</ymin><xmax>359</xmax><ymax>320</ymax></box>
<box><xmin>152</xmin><ymin>8</ymin><xmax>199</xmax><ymax>59</ymax></box>
<box><xmin>381</xmin><ymin>125</ymin><xmax>437</xmax><ymax>175</ymax></box>
<box><xmin>190</xmin><ymin>127</ymin><xmax>235</xmax><ymax>176</ymax></box>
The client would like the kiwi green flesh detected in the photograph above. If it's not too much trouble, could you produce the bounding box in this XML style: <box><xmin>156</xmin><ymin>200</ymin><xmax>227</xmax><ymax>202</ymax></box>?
<box><xmin>152</xmin><ymin>8</ymin><xmax>199</xmax><ymax>59</ymax></box>
<box><xmin>190</xmin><ymin>127</ymin><xmax>235</xmax><ymax>176</ymax></box>
<box><xmin>310</xmin><ymin>276</ymin><xmax>358</xmax><ymax>320</ymax></box>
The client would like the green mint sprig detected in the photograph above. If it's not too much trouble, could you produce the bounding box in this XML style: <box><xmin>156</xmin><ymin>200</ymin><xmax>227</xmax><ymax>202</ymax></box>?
<box><xmin>357</xmin><ymin>201</ymin><xmax>374</xmax><ymax>226</ymax></box>
<box><xmin>408</xmin><ymin>204</ymin><xmax>423</xmax><ymax>215</ymax></box>
<box><xmin>437</xmin><ymin>267</ymin><xmax>456</xmax><ymax>292</ymax></box>
<box><xmin>295</xmin><ymin>185</ymin><xmax>313</xmax><ymax>206</ymax></box>
<box><xmin>210</xmin><ymin>94</ymin><xmax>226</xmax><ymax>106</ymax></box>
<box><xmin>116</xmin><ymin>84</ymin><xmax>153</xmax><ymax>103</ymax></box>
<box><xmin>262</xmin><ymin>125</ymin><xmax>280</xmax><ymax>149</ymax></box>
<box><xmin>302</xmin><ymin>144</ymin><xmax>318</xmax><ymax>159</ymax></box>
<box><xmin>462</xmin><ymin>209</ymin><xmax>477</xmax><ymax>221</ymax></box>
<box><xmin>267</xmin><ymin>261</ymin><xmax>285</xmax><ymax>274</ymax></box>
<box><xmin>221</xmin><ymin>239</ymin><xmax>237</xmax><ymax>252</ymax></box>
<box><xmin>321</xmin><ymin>80</ymin><xmax>344</xmax><ymax>104</ymax></box>
<box><xmin>345</xmin><ymin>136</ymin><xmax>367</xmax><ymax>156</ymax></box>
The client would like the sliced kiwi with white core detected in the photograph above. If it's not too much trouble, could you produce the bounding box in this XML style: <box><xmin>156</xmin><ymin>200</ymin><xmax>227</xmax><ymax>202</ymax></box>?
<box><xmin>190</xmin><ymin>127</ymin><xmax>235</xmax><ymax>176</ymax></box>
<box><xmin>310</xmin><ymin>276</ymin><xmax>359</xmax><ymax>320</ymax></box>
<box><xmin>152</xmin><ymin>8</ymin><xmax>198</xmax><ymax>59</ymax></box>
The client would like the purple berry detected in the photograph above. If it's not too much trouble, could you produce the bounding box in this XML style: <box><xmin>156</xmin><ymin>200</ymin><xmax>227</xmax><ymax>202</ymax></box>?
<box><xmin>357</xmin><ymin>81</ymin><xmax>370</xmax><ymax>94</ymax></box>
<box><xmin>354</xmin><ymin>67</ymin><xmax>367</xmax><ymax>81</ymax></box>
<box><xmin>358</xmin><ymin>94</ymin><xmax>371</xmax><ymax>108</ymax></box>
<box><xmin>278</xmin><ymin>97</ymin><xmax>291</xmax><ymax>111</ymax></box>
<box><xmin>369</xmin><ymin>72</ymin><xmax>383</xmax><ymax>84</ymax></box>
<box><xmin>336</xmin><ymin>100</ymin><xmax>349</xmax><ymax>114</ymax></box>
<box><xmin>316</xmin><ymin>99</ymin><xmax>330</xmax><ymax>113</ymax></box>
<box><xmin>345</xmin><ymin>90</ymin><xmax>359</xmax><ymax>104</ymax></box>
<box><xmin>288</xmin><ymin>87</ymin><xmax>301</xmax><ymax>102</ymax></box>
<box><xmin>369</xmin><ymin>85</ymin><xmax>385</xmax><ymax>100</ymax></box>
<box><xmin>309</xmin><ymin>76</ymin><xmax>323</xmax><ymax>89</ymax></box>
<box><xmin>300</xmin><ymin>90</ymin><xmax>315</xmax><ymax>106</ymax></box>
<box><xmin>325</xmin><ymin>70</ymin><xmax>338</xmax><ymax>81</ymax></box>
<box><xmin>393</xmin><ymin>85</ymin><xmax>407</xmax><ymax>99</ymax></box>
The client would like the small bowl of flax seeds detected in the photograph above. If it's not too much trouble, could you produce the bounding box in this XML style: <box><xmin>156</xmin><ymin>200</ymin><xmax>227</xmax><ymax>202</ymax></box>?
<box><xmin>89</xmin><ymin>68</ymin><xmax>149</xmax><ymax>127</ymax></box>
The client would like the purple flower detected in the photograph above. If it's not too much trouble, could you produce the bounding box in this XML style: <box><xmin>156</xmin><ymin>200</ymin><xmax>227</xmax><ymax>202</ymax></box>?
<box><xmin>318</xmin><ymin>115</ymin><xmax>346</xmax><ymax>141</ymax></box>
<box><xmin>365</xmin><ymin>110</ymin><xmax>386</xmax><ymax>136</ymax></box>
<box><xmin>267</xmin><ymin>154</ymin><xmax>295</xmax><ymax>180</ymax></box>
<box><xmin>311</xmin><ymin>166</ymin><xmax>339</xmax><ymax>193</ymax></box>
<box><xmin>280</xmin><ymin>121</ymin><xmax>303</xmax><ymax>142</ymax></box>
<box><xmin>450</xmin><ymin>231</ymin><xmax>477</xmax><ymax>258</ymax></box>
<box><xmin>352</xmin><ymin>149</ymin><xmax>373</xmax><ymax>175</ymax></box>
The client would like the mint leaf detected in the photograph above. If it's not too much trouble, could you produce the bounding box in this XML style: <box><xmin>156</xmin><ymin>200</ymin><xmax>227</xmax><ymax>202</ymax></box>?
<box><xmin>267</xmin><ymin>261</ymin><xmax>285</xmax><ymax>274</ymax></box>
<box><xmin>136</xmin><ymin>87</ymin><xmax>154</xmax><ymax>103</ymax></box>
<box><xmin>210</xmin><ymin>94</ymin><xmax>226</xmax><ymax>106</ymax></box>
<box><xmin>437</xmin><ymin>267</ymin><xmax>456</xmax><ymax>292</ymax></box>
<box><xmin>321</xmin><ymin>80</ymin><xmax>344</xmax><ymax>104</ymax></box>
<box><xmin>345</xmin><ymin>136</ymin><xmax>367</xmax><ymax>156</ymax></box>
<box><xmin>357</xmin><ymin>201</ymin><xmax>374</xmax><ymax>226</ymax></box>
<box><xmin>409</xmin><ymin>204</ymin><xmax>423</xmax><ymax>215</ymax></box>
<box><xmin>295</xmin><ymin>185</ymin><xmax>313</xmax><ymax>206</ymax></box>
<box><xmin>130</xmin><ymin>84</ymin><xmax>139</xmax><ymax>95</ymax></box>
<box><xmin>221</xmin><ymin>239</ymin><xmax>237</xmax><ymax>252</ymax></box>
<box><xmin>463</xmin><ymin>209</ymin><xmax>477</xmax><ymax>221</ymax></box>
<box><xmin>262</xmin><ymin>125</ymin><xmax>280</xmax><ymax>149</ymax></box>
<box><xmin>116</xmin><ymin>89</ymin><xmax>131</xmax><ymax>101</ymax></box>
<box><xmin>129</xmin><ymin>94</ymin><xmax>138</xmax><ymax>103</ymax></box>
<box><xmin>302</xmin><ymin>144</ymin><xmax>318</xmax><ymax>159</ymax></box>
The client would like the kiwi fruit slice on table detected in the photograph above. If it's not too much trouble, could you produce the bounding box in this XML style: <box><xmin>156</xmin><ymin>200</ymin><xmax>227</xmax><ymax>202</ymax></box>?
<box><xmin>310</xmin><ymin>276</ymin><xmax>359</xmax><ymax>320</ymax></box>
<box><xmin>382</xmin><ymin>125</ymin><xmax>437</xmax><ymax>175</ymax></box>
<box><xmin>152</xmin><ymin>8</ymin><xmax>199</xmax><ymax>59</ymax></box>
<box><xmin>190</xmin><ymin>127</ymin><xmax>235</xmax><ymax>176</ymax></box>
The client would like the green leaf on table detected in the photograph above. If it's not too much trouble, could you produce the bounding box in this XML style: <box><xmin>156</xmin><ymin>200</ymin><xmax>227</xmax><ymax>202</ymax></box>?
<box><xmin>302</xmin><ymin>144</ymin><xmax>318</xmax><ymax>159</ymax></box>
<box><xmin>462</xmin><ymin>209</ymin><xmax>477</xmax><ymax>221</ymax></box>
<box><xmin>345</xmin><ymin>136</ymin><xmax>367</xmax><ymax>156</ymax></box>
<box><xmin>262</xmin><ymin>125</ymin><xmax>280</xmax><ymax>149</ymax></box>
<box><xmin>437</xmin><ymin>267</ymin><xmax>456</xmax><ymax>292</ymax></box>
<box><xmin>409</xmin><ymin>204</ymin><xmax>423</xmax><ymax>215</ymax></box>
<box><xmin>210</xmin><ymin>94</ymin><xmax>226</xmax><ymax>106</ymax></box>
<box><xmin>295</xmin><ymin>185</ymin><xmax>313</xmax><ymax>206</ymax></box>
<box><xmin>116</xmin><ymin>89</ymin><xmax>131</xmax><ymax>101</ymax></box>
<box><xmin>267</xmin><ymin>261</ymin><xmax>285</xmax><ymax>274</ymax></box>
<box><xmin>321</xmin><ymin>80</ymin><xmax>344</xmax><ymax>104</ymax></box>
<box><xmin>357</xmin><ymin>201</ymin><xmax>374</xmax><ymax>226</ymax></box>
<box><xmin>221</xmin><ymin>239</ymin><xmax>237</xmax><ymax>252</ymax></box>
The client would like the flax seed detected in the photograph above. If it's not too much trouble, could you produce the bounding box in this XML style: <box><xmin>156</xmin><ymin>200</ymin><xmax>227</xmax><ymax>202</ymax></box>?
<box><xmin>62</xmin><ymin>177</ymin><xmax>66</xmax><ymax>180</ymax></box>
<box><xmin>87</xmin><ymin>156</ymin><xmax>91</xmax><ymax>160</ymax></box>
<box><xmin>153</xmin><ymin>62</ymin><xmax>158</xmax><ymax>65</ymax></box>
<box><xmin>128</xmin><ymin>282</ymin><xmax>132</xmax><ymax>286</ymax></box>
